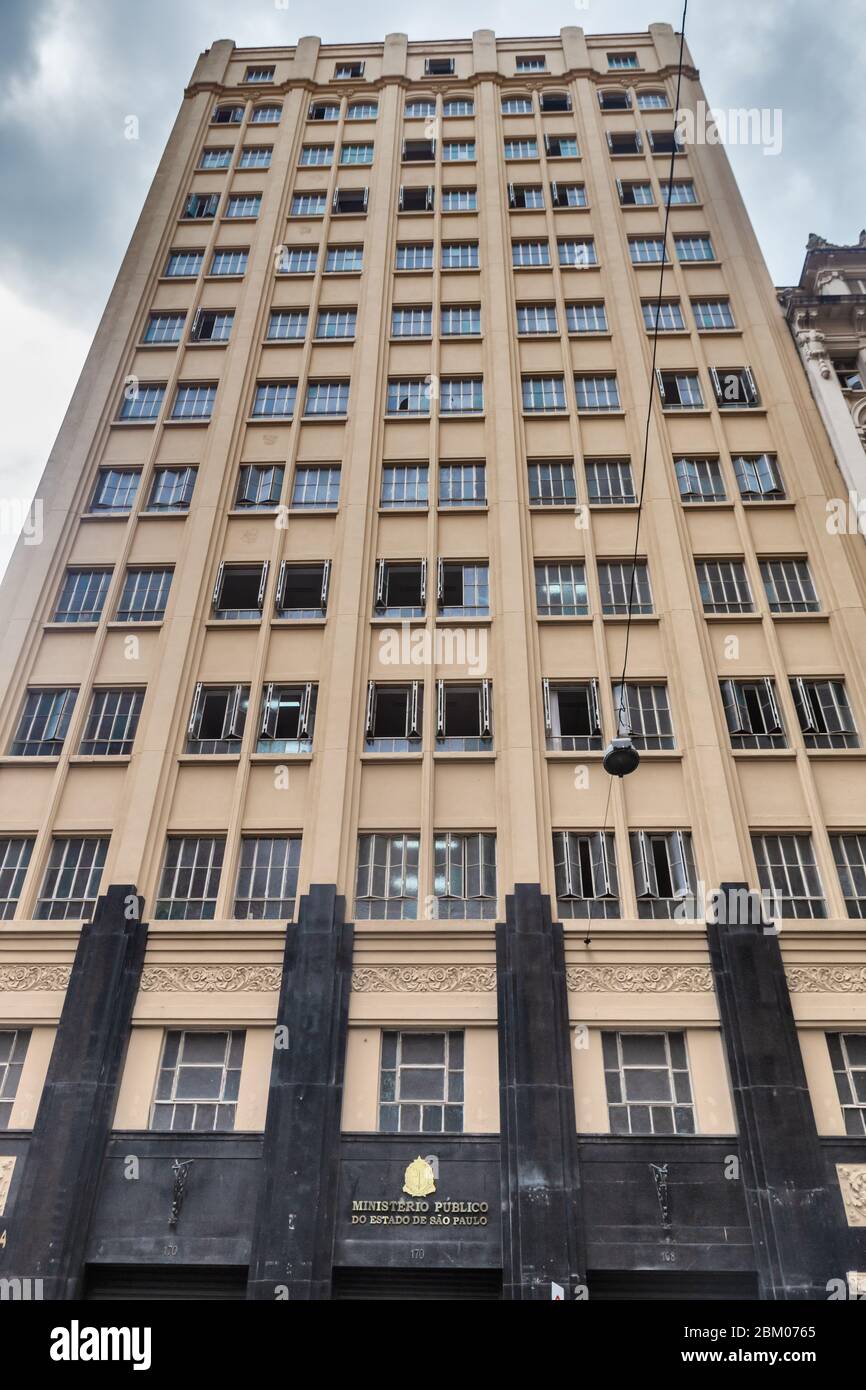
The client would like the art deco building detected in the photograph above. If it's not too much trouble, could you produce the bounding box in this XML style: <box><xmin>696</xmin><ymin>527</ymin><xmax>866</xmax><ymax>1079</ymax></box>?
<box><xmin>1</xmin><ymin>25</ymin><xmax>866</xmax><ymax>1302</ymax></box>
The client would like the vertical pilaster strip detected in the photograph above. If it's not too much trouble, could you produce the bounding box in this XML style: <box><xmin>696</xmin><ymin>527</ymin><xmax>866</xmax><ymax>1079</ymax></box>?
<box><xmin>497</xmin><ymin>884</ymin><xmax>584</xmax><ymax>1299</ymax></box>
<box><xmin>247</xmin><ymin>884</ymin><xmax>353</xmax><ymax>1300</ymax></box>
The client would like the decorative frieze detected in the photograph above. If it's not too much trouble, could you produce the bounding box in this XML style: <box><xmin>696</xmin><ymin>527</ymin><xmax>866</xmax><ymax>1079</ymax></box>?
<box><xmin>0</xmin><ymin>1157</ymin><xmax>15</xmax><ymax>1215</ymax></box>
<box><xmin>837</xmin><ymin>1165</ymin><xmax>866</xmax><ymax>1227</ymax></box>
<box><xmin>566</xmin><ymin>965</ymin><xmax>713</xmax><ymax>993</ymax></box>
<box><xmin>786</xmin><ymin>967</ymin><xmax>866</xmax><ymax>994</ymax></box>
<box><xmin>139</xmin><ymin>965</ymin><xmax>282</xmax><ymax>993</ymax></box>
<box><xmin>0</xmin><ymin>966</ymin><xmax>71</xmax><ymax>992</ymax></box>
<box><xmin>351</xmin><ymin>965</ymin><xmax>496</xmax><ymax>993</ymax></box>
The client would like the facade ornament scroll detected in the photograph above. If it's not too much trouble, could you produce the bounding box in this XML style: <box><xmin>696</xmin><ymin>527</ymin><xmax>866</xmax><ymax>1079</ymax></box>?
<box><xmin>351</xmin><ymin>965</ymin><xmax>496</xmax><ymax>993</ymax></box>
<box><xmin>837</xmin><ymin>1165</ymin><xmax>866</xmax><ymax>1227</ymax></box>
<box><xmin>139</xmin><ymin>965</ymin><xmax>282</xmax><ymax>992</ymax></box>
<box><xmin>566</xmin><ymin>965</ymin><xmax>712</xmax><ymax>993</ymax></box>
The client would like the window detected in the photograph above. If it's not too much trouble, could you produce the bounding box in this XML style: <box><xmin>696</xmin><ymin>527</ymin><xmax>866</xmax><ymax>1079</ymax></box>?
<box><xmin>199</xmin><ymin>147</ymin><xmax>232</xmax><ymax>169</ymax></box>
<box><xmin>190</xmin><ymin>310</ymin><xmax>233</xmax><ymax>342</ymax></box>
<box><xmin>618</xmin><ymin>180</ymin><xmax>654</xmax><ymax>206</ymax></box>
<box><xmin>147</xmin><ymin>466</ymin><xmax>195</xmax><ymax>512</ymax></box>
<box><xmin>442</xmin><ymin>187</ymin><xmax>477</xmax><ymax>212</ymax></box>
<box><xmin>374</xmin><ymin>560</ymin><xmax>426</xmax><ymax>618</ymax></box>
<box><xmin>675</xmin><ymin>456</ymin><xmax>726</xmax><ymax>503</ymax></box>
<box><xmin>695</xmin><ymin>559</ymin><xmax>754</xmax><ymax>614</ymax></box>
<box><xmin>0</xmin><ymin>840</ymin><xmax>33</xmax><ymax>919</ymax></box>
<box><xmin>528</xmin><ymin>459</ymin><xmax>576</xmax><ymax>506</ymax></box>
<box><xmin>235</xmin><ymin>464</ymin><xmax>283</xmax><ymax>510</ymax></box>
<box><xmin>151</xmin><ymin>1031</ymin><xmax>243</xmax><ymax>1132</ymax></box>
<box><xmin>118</xmin><ymin>382</ymin><xmax>164</xmax><ymax>420</ymax></box>
<box><xmin>535</xmin><ymin>561</ymin><xmax>588</xmax><ymax>617</ymax></box>
<box><xmin>399</xmin><ymin>185</ymin><xmax>434</xmax><ymax>213</ymax></box>
<box><xmin>392</xmin><ymin>306</ymin><xmax>432</xmax><ymax>337</ymax></box>
<box><xmin>512</xmin><ymin>239</ymin><xmax>550</xmax><ymax>268</ymax></box>
<box><xmin>387</xmin><ymin>379</ymin><xmax>430</xmax><ymax>414</ymax></box>
<box><xmin>143</xmin><ymin>312</ymin><xmax>185</xmax><ymax>344</ymax></box>
<box><xmin>554</xmin><ymin>831</ymin><xmax>619</xmax><ymax>917</ymax></box>
<box><xmin>210</xmin><ymin>248</ymin><xmax>248</xmax><ymax>276</ymax></box>
<box><xmin>444</xmin><ymin>97</ymin><xmax>473</xmax><ymax>116</ymax></box>
<box><xmin>238</xmin><ymin>145</ymin><xmax>272</xmax><ymax>169</ymax></box>
<box><xmin>165</xmin><ymin>250</ymin><xmax>203</xmax><ymax>277</ymax></box>
<box><xmin>518</xmin><ymin>304</ymin><xmax>558</xmax><ymax>336</ymax></box>
<box><xmin>759</xmin><ymin>558</ymin><xmax>819</xmax><ymax>614</ymax></box>
<box><xmin>516</xmin><ymin>55</ymin><xmax>546</xmax><ymax>72</ymax></box>
<box><xmin>711</xmin><ymin>367</ymin><xmax>760</xmax><ymax>409</ymax></box>
<box><xmin>439</xmin><ymin>462</ymin><xmax>486</xmax><ymax>508</ymax></box>
<box><xmin>305</xmin><ymin>380</ymin><xmax>350</xmax><ymax>416</ymax></box>
<box><xmin>299</xmin><ymin>144</ymin><xmax>333</xmax><ymax>167</ymax></box>
<box><xmin>355</xmin><ymin>834</ymin><xmax>419</xmax><ymax>920</ymax></box>
<box><xmin>436</xmin><ymin>681</ymin><xmax>492</xmax><ymax>750</ymax></box>
<box><xmin>171</xmin><ymin>382</ymin><xmax>216</xmax><ymax>419</ymax></box>
<box><xmin>585</xmin><ymin>459</ymin><xmax>636</xmax><ymax>505</ymax></box>
<box><xmin>442</xmin><ymin>241</ymin><xmax>478</xmax><ymax>270</ymax></box>
<box><xmin>379</xmin><ymin>1031</ymin><xmax>463</xmax><ymax>1134</ymax></box>
<box><xmin>257</xmin><ymin>683</ymin><xmax>317</xmax><ymax>754</ymax></box>
<box><xmin>79</xmin><ymin>688</ymin><xmax>145</xmax><ymax>756</ymax></box>
<box><xmin>832</xmin><ymin>356</ymin><xmax>863</xmax><ymax>391</ymax></box>
<box><xmin>250</xmin><ymin>106</ymin><xmax>281</xmax><ymax>124</ymax></box>
<box><xmin>598</xmin><ymin>560</ymin><xmax>653</xmax><ymax>615</ymax></box>
<box><xmin>267</xmin><ymin>309</ymin><xmax>308</xmax><ymax>341</ymax></box>
<box><xmin>438</xmin><ymin>561</ymin><xmax>489</xmax><ymax>617</ymax></box>
<box><xmin>614</xmin><ymin>683</ymin><xmax>675</xmax><ymax>750</ymax></box>
<box><xmin>643</xmin><ymin>300</ymin><xmax>684</xmax><ymax>331</ymax></box>
<box><xmin>403</xmin><ymin>138</ymin><xmax>435</xmax><ymax>163</ymax></box>
<box><xmin>116</xmin><ymin>567</ymin><xmax>172</xmax><ymax>622</ymax></box>
<box><xmin>828</xmin><ymin>1034</ymin><xmax>866</xmax><ymax>1134</ymax></box>
<box><xmin>630</xmin><ymin>831</ymin><xmax>698</xmax><ymax>919</ymax></box>
<box><xmin>234</xmin><ymin>838</ymin><xmax>301</xmax><ymax>920</ymax></box>
<box><xmin>332</xmin><ymin>187</ymin><xmax>368</xmax><ymax>215</ymax></box>
<box><xmin>405</xmin><ymin>98</ymin><xmax>436</xmax><ymax>118</ymax></box>
<box><xmin>567</xmin><ymin>302</ymin><xmax>608</xmax><ymax>334</ymax></box>
<box><xmin>35</xmin><ymin>837</ymin><xmax>107</xmax><ymax>919</ymax></box>
<box><xmin>334</xmin><ymin>61</ymin><xmax>364</xmax><ymax>79</ymax></box>
<box><xmin>629</xmin><ymin>236</ymin><xmax>666</xmax><ymax>264</ymax></box>
<box><xmin>277</xmin><ymin>246</ymin><xmax>316</xmax><ymax>275</ymax></box>
<box><xmin>544</xmin><ymin>680</ymin><xmax>602</xmax><ymax>751</ymax></box>
<box><xmin>381</xmin><ymin>464</ymin><xmax>428</xmax><ymax>509</ymax></box>
<box><xmin>186</xmin><ymin>685</ymin><xmax>248</xmax><ymax>754</ymax></box>
<box><xmin>508</xmin><ymin>184</ymin><xmax>544</xmax><ymax>210</ymax></box>
<box><xmin>664</xmin><ymin>179</ymin><xmax>698</xmax><ymax>205</ymax></box>
<box><xmin>252</xmin><ymin>380</ymin><xmax>296</xmax><ymax>418</ymax></box>
<box><xmin>831</xmin><ymin>835</ymin><xmax>866</xmax><ymax>920</ymax></box>
<box><xmin>751</xmin><ymin>833</ymin><xmax>826</xmax><ymax>919</ymax></box>
<box><xmin>522</xmin><ymin>376</ymin><xmax>566</xmax><ymax>413</ymax></box>
<box><xmin>504</xmin><ymin>139</ymin><xmax>538</xmax><ymax>160</ymax></box>
<box><xmin>396</xmin><ymin>242</ymin><xmax>434</xmax><ymax>271</ymax></box>
<box><xmin>790</xmin><ymin>678</ymin><xmax>859</xmax><ymax>749</ymax></box>
<box><xmin>365</xmin><ymin>682</ymin><xmax>423</xmax><ymax>752</ymax></box>
<box><xmin>440</xmin><ymin>304</ymin><xmax>480</xmax><ymax>336</ymax></box>
<box><xmin>433</xmin><ymin>832</ymin><xmax>496</xmax><ymax>919</ymax></box>
<box><xmin>291</xmin><ymin>465</ymin><xmax>340</xmax><ymax>509</ymax></box>
<box><xmin>656</xmin><ymin>370</ymin><xmax>704</xmax><ymax>409</ymax></box>
<box><xmin>603</xmin><ymin>1032</ymin><xmax>695</xmax><ymax>1134</ymax></box>
<box><xmin>599</xmin><ymin>90</ymin><xmax>632</xmax><ymax>111</ymax></box>
<box><xmin>225</xmin><ymin>193</ymin><xmax>261</xmax><ymax>219</ymax></box>
<box><xmin>89</xmin><ymin>468</ymin><xmax>141</xmax><ymax>514</ymax></box>
<box><xmin>212</xmin><ymin>562</ymin><xmax>268</xmax><ymax>619</ymax></box>
<box><xmin>692</xmin><ymin>298</ymin><xmax>735</xmax><ymax>330</ymax></box>
<box><xmin>545</xmin><ymin>135</ymin><xmax>579</xmax><ymax>159</ymax></box>
<box><xmin>348</xmin><ymin>102</ymin><xmax>378</xmax><ymax>120</ymax></box>
<box><xmin>558</xmin><ymin>238</ymin><xmax>597</xmax><ymax>267</ymax></box>
<box><xmin>721</xmin><ymin>679</ymin><xmax>786</xmax><ymax>750</ymax></box>
<box><xmin>291</xmin><ymin>192</ymin><xmax>327</xmax><ymax>217</ymax></box>
<box><xmin>501</xmin><ymin>96</ymin><xmax>533</xmax><ymax>115</ymax></box>
<box><xmin>309</xmin><ymin>102</ymin><xmax>340</xmax><ymax>121</ymax></box>
<box><xmin>276</xmin><ymin>561</ymin><xmax>330</xmax><ymax>618</ymax></box>
<box><xmin>607</xmin><ymin>131</ymin><xmax>642</xmax><ymax>155</ymax></box>
<box><xmin>607</xmin><ymin>52</ymin><xmax>639</xmax><ymax>69</ymax></box>
<box><xmin>733</xmin><ymin>453</ymin><xmax>785</xmax><ymax>502</ymax></box>
<box><xmin>341</xmin><ymin>142</ymin><xmax>374</xmax><ymax>165</ymax></box>
<box><xmin>182</xmin><ymin>192</ymin><xmax>219</xmax><ymax>220</ymax></box>
<box><xmin>53</xmin><ymin>568</ymin><xmax>111</xmax><ymax>623</ymax></box>
<box><xmin>647</xmin><ymin>130</ymin><xmax>684</xmax><ymax>155</ymax></box>
<box><xmin>0</xmin><ymin>1030</ymin><xmax>30</xmax><ymax>1124</ymax></box>
<box><xmin>675</xmin><ymin>235</ymin><xmax>715</xmax><ymax>262</ymax></box>
<box><xmin>551</xmin><ymin>182</ymin><xmax>587</xmax><ymax>208</ymax></box>
<box><xmin>440</xmin><ymin>377</ymin><xmax>483</xmax><ymax>414</ymax></box>
<box><xmin>540</xmin><ymin>91</ymin><xmax>570</xmax><ymax>112</ymax></box>
<box><xmin>637</xmin><ymin>90</ymin><xmax>670</xmax><ymax>110</ymax></box>
<box><xmin>10</xmin><ymin>688</ymin><xmax>76</xmax><ymax>756</ymax></box>
<box><xmin>574</xmin><ymin>374</ymin><xmax>620</xmax><ymax>412</ymax></box>
<box><xmin>425</xmin><ymin>57</ymin><xmax>455</xmax><ymax>75</ymax></box>
<box><xmin>211</xmin><ymin>105</ymin><xmax>243</xmax><ymax>125</ymax></box>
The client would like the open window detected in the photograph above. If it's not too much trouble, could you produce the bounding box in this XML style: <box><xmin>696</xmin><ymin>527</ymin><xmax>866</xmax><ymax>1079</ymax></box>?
<box><xmin>598</xmin><ymin>90</ymin><xmax>631</xmax><ymax>111</ymax></box>
<box><xmin>436</xmin><ymin>680</ymin><xmax>492</xmax><ymax>750</ymax></box>
<box><xmin>186</xmin><ymin>684</ymin><xmax>249</xmax><ymax>753</ymax></box>
<box><xmin>721</xmin><ymin>678</ymin><xmax>786</xmax><ymax>750</ymax></box>
<box><xmin>540</xmin><ymin>91</ymin><xmax>571</xmax><ymax>112</ymax></box>
<box><xmin>437</xmin><ymin>561</ymin><xmax>489</xmax><ymax>616</ymax></box>
<box><xmin>374</xmin><ymin>559</ymin><xmax>426</xmax><ymax>618</ymax></box>
<box><xmin>276</xmin><ymin>561</ymin><xmax>330</xmax><ymax>618</ymax></box>
<box><xmin>332</xmin><ymin>187</ymin><xmax>368</xmax><ymax>215</ymax></box>
<box><xmin>403</xmin><ymin>138</ymin><xmax>436</xmax><ymax>162</ymax></box>
<box><xmin>212</xmin><ymin>562</ymin><xmax>268</xmax><ymax>619</ymax></box>
<box><xmin>399</xmin><ymin>185</ymin><xmax>434</xmax><ymax>212</ymax></box>
<box><xmin>257</xmin><ymin>683</ymin><xmax>316</xmax><ymax>753</ymax></box>
<box><xmin>607</xmin><ymin>131</ymin><xmax>642</xmax><ymax>155</ymax></box>
<box><xmin>365</xmin><ymin>682</ymin><xmax>423</xmax><ymax>751</ymax></box>
<box><xmin>630</xmin><ymin>830</ymin><xmax>698</xmax><ymax>920</ymax></box>
<box><xmin>543</xmin><ymin>680</ymin><xmax>602</xmax><ymax>751</ymax></box>
<box><xmin>710</xmin><ymin>367</ymin><xmax>760</xmax><ymax>409</ymax></box>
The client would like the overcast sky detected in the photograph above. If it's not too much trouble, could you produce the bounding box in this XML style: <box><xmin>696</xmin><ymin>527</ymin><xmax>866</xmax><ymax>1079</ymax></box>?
<box><xmin>0</xmin><ymin>0</ymin><xmax>862</xmax><ymax>579</ymax></box>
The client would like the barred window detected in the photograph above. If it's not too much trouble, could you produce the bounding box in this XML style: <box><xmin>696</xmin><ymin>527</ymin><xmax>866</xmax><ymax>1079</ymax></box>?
<box><xmin>305</xmin><ymin>380</ymin><xmax>350</xmax><ymax>415</ymax></box>
<box><xmin>396</xmin><ymin>243</ymin><xmax>434</xmax><ymax>271</ymax></box>
<box><xmin>299</xmin><ymin>144</ymin><xmax>333</xmax><ymax>165</ymax></box>
<box><xmin>733</xmin><ymin>453</ymin><xmax>785</xmax><ymax>501</ymax></box>
<box><xmin>234</xmin><ymin>837</ymin><xmax>301</xmax><ymax>919</ymax></box>
<box><xmin>440</xmin><ymin>377</ymin><xmax>483</xmax><ymax>414</ymax></box>
<box><xmin>517</xmin><ymin>303</ymin><xmax>558</xmax><ymax>335</ymax></box>
<box><xmin>695</xmin><ymin>559</ymin><xmax>753</xmax><ymax>614</ymax></box>
<box><xmin>53</xmin><ymin>568</ymin><xmax>112</xmax><ymax>623</ymax></box>
<box><xmin>544</xmin><ymin>681</ymin><xmax>602</xmax><ymax>751</ymax></box>
<box><xmin>119</xmin><ymin>382</ymin><xmax>165</xmax><ymax>420</ymax></box>
<box><xmin>165</xmin><ymin>250</ymin><xmax>203</xmax><ymax>277</ymax></box>
<box><xmin>252</xmin><ymin>380</ymin><xmax>296</xmax><ymax>417</ymax></box>
<box><xmin>10</xmin><ymin>688</ymin><xmax>76</xmax><ymax>756</ymax></box>
<box><xmin>355</xmin><ymin>833</ymin><xmax>420</xmax><ymax>920</ymax></box>
<box><xmin>721</xmin><ymin>679</ymin><xmax>786</xmax><ymax>750</ymax></box>
<box><xmin>278</xmin><ymin>246</ymin><xmax>317</xmax><ymax>274</ymax></box>
<box><xmin>443</xmin><ymin>141</ymin><xmax>475</xmax><ymax>161</ymax></box>
<box><xmin>257</xmin><ymin>683</ymin><xmax>316</xmax><ymax>754</ymax></box>
<box><xmin>433</xmin><ymin>832</ymin><xmax>497</xmax><ymax>919</ymax></box>
<box><xmin>387</xmin><ymin>379</ymin><xmax>430</xmax><ymax>414</ymax></box>
<box><xmin>828</xmin><ymin>1033</ymin><xmax>866</xmax><ymax>1135</ymax></box>
<box><xmin>116</xmin><ymin>567</ymin><xmax>173</xmax><ymax>622</ymax></box>
<box><xmin>575</xmin><ymin>374</ymin><xmax>620</xmax><ymax>411</ymax></box>
<box><xmin>603</xmin><ymin>1032</ymin><xmax>695</xmax><ymax>1134</ymax></box>
<box><xmin>267</xmin><ymin>309</ymin><xmax>308</xmax><ymax>341</ymax></box>
<box><xmin>504</xmin><ymin>139</ymin><xmax>539</xmax><ymax>159</ymax></box>
<box><xmin>439</xmin><ymin>463</ymin><xmax>486</xmax><ymax>507</ymax></box>
<box><xmin>831</xmin><ymin>835</ymin><xmax>866</xmax><ymax>919</ymax></box>
<box><xmin>441</xmin><ymin>304</ymin><xmax>481</xmax><ymax>336</ymax></box>
<box><xmin>613</xmin><ymin>683</ymin><xmax>675</xmax><ymax>749</ymax></box>
<box><xmin>558</xmin><ymin>238</ymin><xmax>597</xmax><ymax>267</ymax></box>
<box><xmin>535</xmin><ymin>561</ymin><xmax>588</xmax><ymax>616</ymax></box>
<box><xmin>235</xmin><ymin>464</ymin><xmax>282</xmax><ymax>509</ymax></box>
<box><xmin>751</xmin><ymin>833</ymin><xmax>826</xmax><ymax>919</ymax></box>
<box><xmin>185</xmin><ymin>684</ymin><xmax>248</xmax><ymax>754</ymax></box>
<box><xmin>630</xmin><ymin>831</ymin><xmax>698</xmax><ymax>919</ymax></box>
<box><xmin>554</xmin><ymin>831</ymin><xmax>619</xmax><ymax>917</ymax></box>
<box><xmin>147</xmin><ymin>466</ymin><xmax>195</xmax><ymax>512</ymax></box>
<box><xmin>79</xmin><ymin>688</ymin><xmax>145</xmax><ymax>756</ymax></box>
<box><xmin>171</xmin><ymin>383</ymin><xmax>216</xmax><ymax>419</ymax></box>
<box><xmin>151</xmin><ymin>1030</ymin><xmax>244</xmax><ymax>1132</ymax></box>
<box><xmin>292</xmin><ymin>466</ymin><xmax>340</xmax><ymax>510</ymax></box>
<box><xmin>438</xmin><ymin>561</ymin><xmax>489</xmax><ymax>616</ymax></box>
<box><xmin>528</xmin><ymin>459</ymin><xmax>576</xmax><ymax>506</ymax></box>
<box><xmin>392</xmin><ymin>306</ymin><xmax>432</xmax><ymax>337</ymax></box>
<box><xmin>381</xmin><ymin>465</ymin><xmax>429</xmax><ymax>509</ymax></box>
<box><xmin>656</xmin><ymin>371</ymin><xmax>704</xmax><ymax>409</ymax></box>
<box><xmin>675</xmin><ymin>457</ymin><xmax>726</xmax><ymax>503</ymax></box>
<box><xmin>585</xmin><ymin>459</ymin><xmax>635</xmax><ymax>505</ymax></box>
<box><xmin>442</xmin><ymin>188</ymin><xmax>477</xmax><ymax>212</ymax></box>
<box><xmin>35</xmin><ymin>837</ymin><xmax>107</xmax><ymax>919</ymax></box>
<box><xmin>675</xmin><ymin>235</ymin><xmax>715</xmax><ymax>261</ymax></box>
<box><xmin>598</xmin><ymin>560</ymin><xmax>653</xmax><ymax>615</ymax></box>
<box><xmin>759</xmin><ymin>558</ymin><xmax>819</xmax><ymax>613</ymax></box>
<box><xmin>643</xmin><ymin>300</ymin><xmax>684</xmax><ymax>331</ymax></box>
<box><xmin>379</xmin><ymin>1031</ymin><xmax>463</xmax><ymax>1134</ymax></box>
<box><xmin>522</xmin><ymin>375</ymin><xmax>566</xmax><ymax>412</ymax></box>
<box><xmin>442</xmin><ymin>241</ymin><xmax>478</xmax><ymax>269</ymax></box>
<box><xmin>567</xmin><ymin>302</ymin><xmax>608</xmax><ymax>333</ymax></box>
<box><xmin>238</xmin><ymin>145</ymin><xmax>272</xmax><ymax>169</ymax></box>
<box><xmin>291</xmin><ymin>192</ymin><xmax>327</xmax><ymax>217</ymax></box>
<box><xmin>629</xmin><ymin>237</ymin><xmax>666</xmax><ymax>264</ymax></box>
<box><xmin>316</xmin><ymin>309</ymin><xmax>356</xmax><ymax>340</ymax></box>
<box><xmin>692</xmin><ymin>298</ymin><xmax>735</xmax><ymax>330</ymax></box>
<box><xmin>790</xmin><ymin>678</ymin><xmax>859</xmax><ymax>749</ymax></box>
<box><xmin>225</xmin><ymin>194</ymin><xmax>261</xmax><ymax>218</ymax></box>
<box><xmin>0</xmin><ymin>1029</ymin><xmax>31</xmax><ymax>1125</ymax></box>
<box><xmin>340</xmin><ymin>142</ymin><xmax>373</xmax><ymax>165</ymax></box>
<box><xmin>90</xmin><ymin>468</ymin><xmax>141</xmax><ymax>513</ymax></box>
<box><xmin>143</xmin><ymin>312</ymin><xmax>185</xmax><ymax>344</ymax></box>
<box><xmin>210</xmin><ymin>248</ymin><xmax>248</xmax><ymax>276</ymax></box>
<box><xmin>155</xmin><ymin>837</ymin><xmax>225</xmax><ymax>919</ymax></box>
<box><xmin>512</xmin><ymin>239</ymin><xmax>550</xmax><ymax>267</ymax></box>
<box><xmin>0</xmin><ymin>839</ymin><xmax>33</xmax><ymax>919</ymax></box>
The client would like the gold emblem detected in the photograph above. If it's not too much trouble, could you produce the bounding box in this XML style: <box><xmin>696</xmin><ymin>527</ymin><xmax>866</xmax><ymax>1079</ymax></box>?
<box><xmin>403</xmin><ymin>1155</ymin><xmax>436</xmax><ymax>1198</ymax></box>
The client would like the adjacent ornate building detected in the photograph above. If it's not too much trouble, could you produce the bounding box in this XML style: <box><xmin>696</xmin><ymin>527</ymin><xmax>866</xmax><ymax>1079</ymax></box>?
<box><xmin>1</xmin><ymin>26</ymin><xmax>866</xmax><ymax>1301</ymax></box>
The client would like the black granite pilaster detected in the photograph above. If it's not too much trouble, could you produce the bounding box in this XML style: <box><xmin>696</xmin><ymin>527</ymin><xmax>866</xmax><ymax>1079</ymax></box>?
<box><xmin>246</xmin><ymin>884</ymin><xmax>353</xmax><ymax>1300</ymax></box>
<box><xmin>708</xmin><ymin>883</ymin><xmax>848</xmax><ymax>1299</ymax></box>
<box><xmin>497</xmin><ymin>884</ymin><xmax>584</xmax><ymax>1299</ymax></box>
<box><xmin>0</xmin><ymin>885</ymin><xmax>146</xmax><ymax>1299</ymax></box>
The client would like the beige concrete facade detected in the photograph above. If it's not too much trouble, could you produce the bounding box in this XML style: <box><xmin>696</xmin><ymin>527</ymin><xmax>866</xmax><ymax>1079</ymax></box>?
<box><xmin>1</xmin><ymin>26</ymin><xmax>865</xmax><ymax>1141</ymax></box>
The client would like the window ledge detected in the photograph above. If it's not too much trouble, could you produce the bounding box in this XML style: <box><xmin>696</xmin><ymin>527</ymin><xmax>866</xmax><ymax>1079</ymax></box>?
<box><xmin>270</xmin><ymin>618</ymin><xmax>327</xmax><ymax>628</ymax></box>
<box><xmin>246</xmin><ymin>416</ymin><xmax>293</xmax><ymax>424</ymax></box>
<box><xmin>702</xmin><ymin>612</ymin><xmax>762</xmax><ymax>622</ymax></box>
<box><xmin>204</xmin><ymin>273</ymin><xmax>246</xmax><ymax>282</ymax></box>
<box><xmin>0</xmin><ymin>755</ymin><xmax>61</xmax><ymax>766</ymax></box>
<box><xmin>249</xmin><ymin>753</ymin><xmax>313</xmax><ymax>764</ymax></box>
<box><xmin>437</xmin><ymin>505</ymin><xmax>488</xmax><ymax>514</ymax></box>
<box><xmin>770</xmin><ymin>612</ymin><xmax>828</xmax><ymax>622</ymax></box>
<box><xmin>433</xmin><ymin>751</ymin><xmax>496</xmax><ymax>761</ymax></box>
<box><xmin>731</xmin><ymin>749</ymin><xmax>798</xmax><ymax>760</ymax></box>
<box><xmin>135</xmin><ymin>341</ymin><xmax>180</xmax><ymax>351</ymax></box>
<box><xmin>576</xmin><ymin>409</ymin><xmax>626</xmax><ymax>418</ymax></box>
<box><xmin>536</xmin><ymin>615</ymin><xmax>593</xmax><ymax>623</ymax></box>
<box><xmin>602</xmin><ymin>613</ymin><xmax>660</xmax><ymax>624</ymax></box>
<box><xmin>138</xmin><ymin>510</ymin><xmax>188</xmax><ymax>520</ymax></box>
<box><xmin>435</xmin><ymin>614</ymin><xmax>492</xmax><ymax>626</ymax></box>
<box><xmin>163</xmin><ymin>418</ymin><xmax>213</xmax><ymax>427</ymax></box>
<box><xmin>80</xmin><ymin>511</ymin><xmax>132</xmax><ymax>521</ymax></box>
<box><xmin>205</xmin><ymin>619</ymin><xmax>262</xmax><ymax>629</ymax></box>
<box><xmin>43</xmin><ymin>621</ymin><xmax>98</xmax><ymax>631</ymax></box>
<box><xmin>360</xmin><ymin>752</ymin><xmax>424</xmax><ymax>763</ymax></box>
<box><xmin>185</xmin><ymin>340</ymin><xmax>230</xmax><ymax>350</ymax></box>
<box><xmin>68</xmin><ymin>755</ymin><xmax>132</xmax><ymax>766</ymax></box>
<box><xmin>111</xmin><ymin>419</ymin><xmax>157</xmax><ymax>428</ymax></box>
<box><xmin>177</xmin><ymin>754</ymin><xmax>241</xmax><ymax>764</ymax></box>
<box><xmin>105</xmin><ymin>620</ymin><xmax>164</xmax><ymax>630</ymax></box>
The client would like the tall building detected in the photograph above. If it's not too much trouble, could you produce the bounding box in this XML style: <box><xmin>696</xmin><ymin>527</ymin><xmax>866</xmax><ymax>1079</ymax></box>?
<box><xmin>1</xmin><ymin>25</ymin><xmax>865</xmax><ymax>1303</ymax></box>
